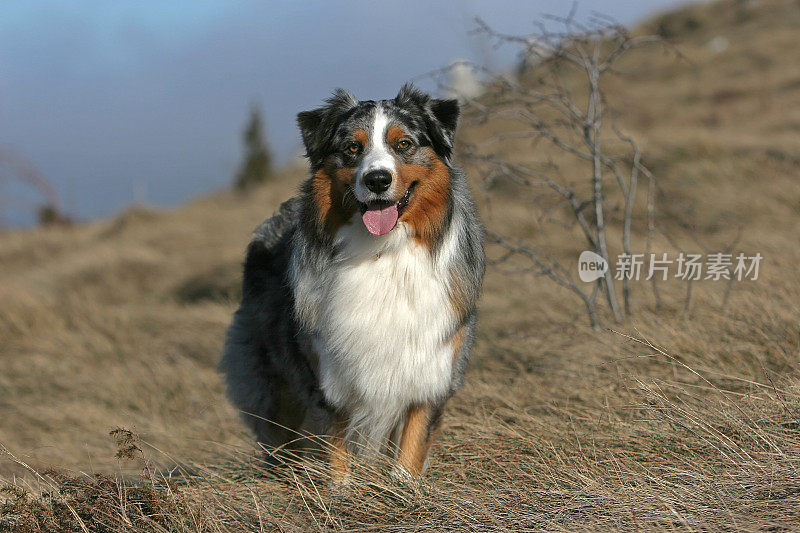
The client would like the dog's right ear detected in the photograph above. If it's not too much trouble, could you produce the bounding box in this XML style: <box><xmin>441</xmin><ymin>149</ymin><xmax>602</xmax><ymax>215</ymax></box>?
<box><xmin>297</xmin><ymin>89</ymin><xmax>358</xmax><ymax>168</ymax></box>
<box><xmin>297</xmin><ymin>108</ymin><xmax>325</xmax><ymax>161</ymax></box>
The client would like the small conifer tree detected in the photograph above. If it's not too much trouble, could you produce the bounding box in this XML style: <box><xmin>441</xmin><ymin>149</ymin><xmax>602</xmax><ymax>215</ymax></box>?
<box><xmin>234</xmin><ymin>105</ymin><xmax>272</xmax><ymax>190</ymax></box>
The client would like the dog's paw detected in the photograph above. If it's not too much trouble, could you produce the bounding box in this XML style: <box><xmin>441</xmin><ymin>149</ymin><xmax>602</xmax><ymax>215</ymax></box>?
<box><xmin>328</xmin><ymin>472</ymin><xmax>352</xmax><ymax>495</ymax></box>
<box><xmin>389</xmin><ymin>465</ymin><xmax>421</xmax><ymax>486</ymax></box>
<box><xmin>389</xmin><ymin>464</ymin><xmax>412</xmax><ymax>480</ymax></box>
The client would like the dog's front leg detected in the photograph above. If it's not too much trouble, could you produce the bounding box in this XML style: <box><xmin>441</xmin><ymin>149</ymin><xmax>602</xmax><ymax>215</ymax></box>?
<box><xmin>395</xmin><ymin>402</ymin><xmax>443</xmax><ymax>477</ymax></box>
<box><xmin>328</xmin><ymin>413</ymin><xmax>350</xmax><ymax>487</ymax></box>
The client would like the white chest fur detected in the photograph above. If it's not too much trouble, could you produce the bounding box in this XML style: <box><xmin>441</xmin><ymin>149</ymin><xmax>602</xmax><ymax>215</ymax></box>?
<box><xmin>292</xmin><ymin>218</ymin><xmax>459</xmax><ymax>444</ymax></box>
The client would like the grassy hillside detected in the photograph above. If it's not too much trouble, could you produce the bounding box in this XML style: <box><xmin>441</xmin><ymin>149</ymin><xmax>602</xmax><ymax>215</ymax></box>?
<box><xmin>2</xmin><ymin>0</ymin><xmax>800</xmax><ymax>530</ymax></box>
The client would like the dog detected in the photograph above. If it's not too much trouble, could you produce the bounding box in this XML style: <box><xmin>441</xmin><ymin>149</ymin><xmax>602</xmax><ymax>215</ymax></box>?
<box><xmin>219</xmin><ymin>84</ymin><xmax>485</xmax><ymax>479</ymax></box>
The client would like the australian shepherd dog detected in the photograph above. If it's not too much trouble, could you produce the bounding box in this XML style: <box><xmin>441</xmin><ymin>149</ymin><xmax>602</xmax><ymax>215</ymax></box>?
<box><xmin>220</xmin><ymin>84</ymin><xmax>485</xmax><ymax>480</ymax></box>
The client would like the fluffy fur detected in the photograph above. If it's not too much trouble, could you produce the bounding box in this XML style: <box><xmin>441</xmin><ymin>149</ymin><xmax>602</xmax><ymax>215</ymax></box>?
<box><xmin>220</xmin><ymin>85</ymin><xmax>485</xmax><ymax>476</ymax></box>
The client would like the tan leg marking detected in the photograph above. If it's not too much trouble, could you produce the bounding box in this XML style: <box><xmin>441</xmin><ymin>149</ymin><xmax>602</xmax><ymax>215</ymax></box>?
<box><xmin>395</xmin><ymin>328</ymin><xmax>462</xmax><ymax>475</ymax></box>
<box><xmin>328</xmin><ymin>415</ymin><xmax>350</xmax><ymax>481</ymax></box>
<box><xmin>397</xmin><ymin>404</ymin><xmax>434</xmax><ymax>475</ymax></box>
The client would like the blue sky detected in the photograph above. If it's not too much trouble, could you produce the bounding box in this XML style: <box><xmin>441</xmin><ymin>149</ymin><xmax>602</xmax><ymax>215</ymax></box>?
<box><xmin>0</xmin><ymin>1</ymin><xmax>682</xmax><ymax>226</ymax></box>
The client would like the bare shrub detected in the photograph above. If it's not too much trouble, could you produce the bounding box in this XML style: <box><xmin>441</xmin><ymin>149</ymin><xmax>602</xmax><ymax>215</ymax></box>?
<box><xmin>445</xmin><ymin>12</ymin><xmax>670</xmax><ymax>329</ymax></box>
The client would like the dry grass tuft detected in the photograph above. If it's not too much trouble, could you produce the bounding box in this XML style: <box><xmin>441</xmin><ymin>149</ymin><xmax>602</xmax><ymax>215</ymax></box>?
<box><xmin>1</xmin><ymin>431</ymin><xmax>205</xmax><ymax>532</ymax></box>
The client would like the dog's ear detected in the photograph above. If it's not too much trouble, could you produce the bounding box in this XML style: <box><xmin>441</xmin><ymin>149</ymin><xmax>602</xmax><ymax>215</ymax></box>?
<box><xmin>395</xmin><ymin>83</ymin><xmax>427</xmax><ymax>107</ymax></box>
<box><xmin>395</xmin><ymin>84</ymin><xmax>460</xmax><ymax>162</ymax></box>
<box><xmin>297</xmin><ymin>108</ymin><xmax>325</xmax><ymax>159</ymax></box>
<box><xmin>429</xmin><ymin>98</ymin><xmax>460</xmax><ymax>160</ymax></box>
<box><xmin>297</xmin><ymin>89</ymin><xmax>358</xmax><ymax>168</ymax></box>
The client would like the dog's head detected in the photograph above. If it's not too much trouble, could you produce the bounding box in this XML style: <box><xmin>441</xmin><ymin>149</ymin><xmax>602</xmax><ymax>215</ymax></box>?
<box><xmin>297</xmin><ymin>85</ymin><xmax>459</xmax><ymax>242</ymax></box>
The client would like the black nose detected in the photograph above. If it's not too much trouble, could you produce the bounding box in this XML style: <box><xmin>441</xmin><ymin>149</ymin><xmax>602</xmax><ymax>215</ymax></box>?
<box><xmin>363</xmin><ymin>169</ymin><xmax>392</xmax><ymax>193</ymax></box>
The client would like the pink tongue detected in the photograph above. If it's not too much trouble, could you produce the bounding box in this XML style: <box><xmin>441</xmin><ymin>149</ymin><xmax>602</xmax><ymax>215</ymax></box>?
<box><xmin>361</xmin><ymin>203</ymin><xmax>398</xmax><ymax>236</ymax></box>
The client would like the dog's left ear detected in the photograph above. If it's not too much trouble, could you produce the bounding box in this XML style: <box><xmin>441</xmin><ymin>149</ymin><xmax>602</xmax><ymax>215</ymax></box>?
<box><xmin>395</xmin><ymin>84</ymin><xmax>460</xmax><ymax>161</ymax></box>
<box><xmin>429</xmin><ymin>98</ymin><xmax>460</xmax><ymax>161</ymax></box>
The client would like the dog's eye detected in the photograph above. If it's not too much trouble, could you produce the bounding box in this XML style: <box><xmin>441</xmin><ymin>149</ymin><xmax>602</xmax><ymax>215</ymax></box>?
<box><xmin>345</xmin><ymin>142</ymin><xmax>361</xmax><ymax>154</ymax></box>
<box><xmin>395</xmin><ymin>139</ymin><xmax>412</xmax><ymax>151</ymax></box>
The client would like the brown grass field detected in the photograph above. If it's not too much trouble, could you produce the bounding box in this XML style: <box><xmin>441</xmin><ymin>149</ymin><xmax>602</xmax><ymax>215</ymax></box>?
<box><xmin>2</xmin><ymin>0</ymin><xmax>800</xmax><ymax>530</ymax></box>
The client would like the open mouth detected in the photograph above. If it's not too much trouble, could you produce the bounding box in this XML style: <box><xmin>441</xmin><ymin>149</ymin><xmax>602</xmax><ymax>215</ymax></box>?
<box><xmin>359</xmin><ymin>182</ymin><xmax>417</xmax><ymax>236</ymax></box>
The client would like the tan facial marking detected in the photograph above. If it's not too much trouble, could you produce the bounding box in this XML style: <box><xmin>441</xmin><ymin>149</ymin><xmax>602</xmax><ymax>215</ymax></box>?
<box><xmin>312</xmin><ymin>165</ymin><xmax>357</xmax><ymax>234</ymax></box>
<box><xmin>397</xmin><ymin>149</ymin><xmax>450</xmax><ymax>248</ymax></box>
<box><xmin>386</xmin><ymin>125</ymin><xmax>406</xmax><ymax>145</ymax></box>
<box><xmin>353</xmin><ymin>128</ymin><xmax>368</xmax><ymax>146</ymax></box>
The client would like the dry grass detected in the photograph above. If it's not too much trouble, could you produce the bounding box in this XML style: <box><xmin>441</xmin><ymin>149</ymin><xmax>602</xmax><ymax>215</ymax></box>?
<box><xmin>2</xmin><ymin>0</ymin><xmax>800</xmax><ymax>530</ymax></box>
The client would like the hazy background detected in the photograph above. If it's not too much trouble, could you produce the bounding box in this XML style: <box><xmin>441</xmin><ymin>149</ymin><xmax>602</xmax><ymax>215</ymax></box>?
<box><xmin>0</xmin><ymin>0</ymin><xmax>681</xmax><ymax>226</ymax></box>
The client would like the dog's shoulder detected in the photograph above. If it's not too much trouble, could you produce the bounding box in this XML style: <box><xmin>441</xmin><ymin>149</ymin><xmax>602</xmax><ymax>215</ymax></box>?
<box><xmin>242</xmin><ymin>197</ymin><xmax>302</xmax><ymax>298</ymax></box>
<box><xmin>251</xmin><ymin>197</ymin><xmax>303</xmax><ymax>250</ymax></box>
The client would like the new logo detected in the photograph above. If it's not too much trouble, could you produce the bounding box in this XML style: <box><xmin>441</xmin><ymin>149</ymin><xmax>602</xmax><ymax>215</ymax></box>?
<box><xmin>578</xmin><ymin>250</ymin><xmax>608</xmax><ymax>282</ymax></box>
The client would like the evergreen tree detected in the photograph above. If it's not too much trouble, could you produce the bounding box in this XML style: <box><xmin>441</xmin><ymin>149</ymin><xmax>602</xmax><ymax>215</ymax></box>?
<box><xmin>234</xmin><ymin>105</ymin><xmax>272</xmax><ymax>190</ymax></box>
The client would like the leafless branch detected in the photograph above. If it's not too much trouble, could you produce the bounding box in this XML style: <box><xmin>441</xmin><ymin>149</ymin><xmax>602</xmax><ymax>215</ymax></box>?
<box><xmin>454</xmin><ymin>11</ymin><xmax>664</xmax><ymax>329</ymax></box>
